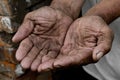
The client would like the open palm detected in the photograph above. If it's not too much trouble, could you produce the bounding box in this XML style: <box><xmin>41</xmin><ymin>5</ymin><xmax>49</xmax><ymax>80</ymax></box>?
<box><xmin>12</xmin><ymin>6</ymin><xmax>73</xmax><ymax>71</ymax></box>
<box><xmin>53</xmin><ymin>16</ymin><xmax>114</xmax><ymax>68</ymax></box>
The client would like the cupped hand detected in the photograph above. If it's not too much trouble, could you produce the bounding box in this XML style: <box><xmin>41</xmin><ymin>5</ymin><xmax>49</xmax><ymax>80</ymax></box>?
<box><xmin>12</xmin><ymin>6</ymin><xmax>73</xmax><ymax>71</ymax></box>
<box><xmin>53</xmin><ymin>16</ymin><xmax>114</xmax><ymax>68</ymax></box>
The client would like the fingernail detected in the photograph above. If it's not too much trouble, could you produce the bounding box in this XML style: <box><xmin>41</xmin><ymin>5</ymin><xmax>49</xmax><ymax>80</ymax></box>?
<box><xmin>96</xmin><ymin>52</ymin><xmax>104</xmax><ymax>60</ymax></box>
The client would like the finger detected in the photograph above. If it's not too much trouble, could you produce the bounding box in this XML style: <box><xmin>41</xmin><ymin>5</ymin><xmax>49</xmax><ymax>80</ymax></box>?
<box><xmin>37</xmin><ymin>51</ymin><xmax>58</xmax><ymax>72</ymax></box>
<box><xmin>20</xmin><ymin>46</ymin><xmax>39</xmax><ymax>69</ymax></box>
<box><xmin>31</xmin><ymin>49</ymin><xmax>48</xmax><ymax>71</ymax></box>
<box><xmin>93</xmin><ymin>27</ymin><xmax>114</xmax><ymax>61</ymax></box>
<box><xmin>31</xmin><ymin>54</ymin><xmax>42</xmax><ymax>71</ymax></box>
<box><xmin>54</xmin><ymin>48</ymin><xmax>93</xmax><ymax>68</ymax></box>
<box><xmin>42</xmin><ymin>51</ymin><xmax>58</xmax><ymax>63</ymax></box>
<box><xmin>38</xmin><ymin>59</ymin><xmax>54</xmax><ymax>72</ymax></box>
<box><xmin>54</xmin><ymin>55</ymin><xmax>91</xmax><ymax>68</ymax></box>
<box><xmin>16</xmin><ymin>38</ymin><xmax>33</xmax><ymax>61</ymax></box>
<box><xmin>12</xmin><ymin>20</ymin><xmax>34</xmax><ymax>43</ymax></box>
<box><xmin>54</xmin><ymin>55</ymin><xmax>77</xmax><ymax>68</ymax></box>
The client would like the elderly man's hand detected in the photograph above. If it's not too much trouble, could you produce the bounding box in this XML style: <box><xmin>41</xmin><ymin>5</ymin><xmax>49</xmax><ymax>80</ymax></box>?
<box><xmin>53</xmin><ymin>16</ymin><xmax>114</xmax><ymax>68</ymax></box>
<box><xmin>12</xmin><ymin>6</ymin><xmax>73</xmax><ymax>71</ymax></box>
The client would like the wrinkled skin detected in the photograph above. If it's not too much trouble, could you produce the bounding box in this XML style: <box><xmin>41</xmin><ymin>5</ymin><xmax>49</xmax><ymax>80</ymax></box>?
<box><xmin>12</xmin><ymin>6</ymin><xmax>73</xmax><ymax>71</ymax></box>
<box><xmin>34</xmin><ymin>16</ymin><xmax>114</xmax><ymax>72</ymax></box>
<box><xmin>53</xmin><ymin>16</ymin><xmax>114</xmax><ymax>68</ymax></box>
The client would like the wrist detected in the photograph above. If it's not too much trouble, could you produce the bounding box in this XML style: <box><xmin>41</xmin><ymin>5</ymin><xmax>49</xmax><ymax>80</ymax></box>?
<box><xmin>84</xmin><ymin>0</ymin><xmax>120</xmax><ymax>24</ymax></box>
<box><xmin>50</xmin><ymin>0</ymin><xmax>84</xmax><ymax>20</ymax></box>
<box><xmin>50</xmin><ymin>5</ymin><xmax>74</xmax><ymax>20</ymax></box>
<box><xmin>84</xmin><ymin>12</ymin><xmax>105</xmax><ymax>22</ymax></box>
<box><xmin>82</xmin><ymin>15</ymin><xmax>106</xmax><ymax>22</ymax></box>
<box><xmin>84</xmin><ymin>9</ymin><xmax>112</xmax><ymax>24</ymax></box>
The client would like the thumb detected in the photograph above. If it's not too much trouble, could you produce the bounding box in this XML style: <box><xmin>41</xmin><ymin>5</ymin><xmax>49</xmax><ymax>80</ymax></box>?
<box><xmin>93</xmin><ymin>26</ymin><xmax>114</xmax><ymax>62</ymax></box>
<box><xmin>93</xmin><ymin>43</ymin><xmax>109</xmax><ymax>62</ymax></box>
<box><xmin>12</xmin><ymin>20</ymin><xmax>34</xmax><ymax>43</ymax></box>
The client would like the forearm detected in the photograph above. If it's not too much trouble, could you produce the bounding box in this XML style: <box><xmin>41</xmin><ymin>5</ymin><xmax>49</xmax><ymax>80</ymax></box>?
<box><xmin>50</xmin><ymin>0</ymin><xmax>84</xmax><ymax>20</ymax></box>
<box><xmin>85</xmin><ymin>0</ymin><xmax>120</xmax><ymax>24</ymax></box>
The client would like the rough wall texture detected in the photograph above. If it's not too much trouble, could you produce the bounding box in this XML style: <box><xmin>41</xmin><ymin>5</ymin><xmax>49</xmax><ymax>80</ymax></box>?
<box><xmin>0</xmin><ymin>0</ymin><xmax>52</xmax><ymax>80</ymax></box>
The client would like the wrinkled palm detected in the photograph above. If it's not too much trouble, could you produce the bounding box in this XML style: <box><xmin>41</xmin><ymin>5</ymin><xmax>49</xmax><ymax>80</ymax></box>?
<box><xmin>12</xmin><ymin>6</ymin><xmax>73</xmax><ymax>71</ymax></box>
<box><xmin>53</xmin><ymin>16</ymin><xmax>113</xmax><ymax>68</ymax></box>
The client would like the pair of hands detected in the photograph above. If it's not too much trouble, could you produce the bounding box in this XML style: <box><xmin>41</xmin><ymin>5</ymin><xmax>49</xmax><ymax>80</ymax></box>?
<box><xmin>12</xmin><ymin>6</ymin><xmax>113</xmax><ymax>72</ymax></box>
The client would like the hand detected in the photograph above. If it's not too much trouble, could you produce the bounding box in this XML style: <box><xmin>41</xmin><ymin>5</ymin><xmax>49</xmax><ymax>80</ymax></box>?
<box><xmin>53</xmin><ymin>16</ymin><xmax>114</xmax><ymax>68</ymax></box>
<box><xmin>12</xmin><ymin>6</ymin><xmax>73</xmax><ymax>71</ymax></box>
